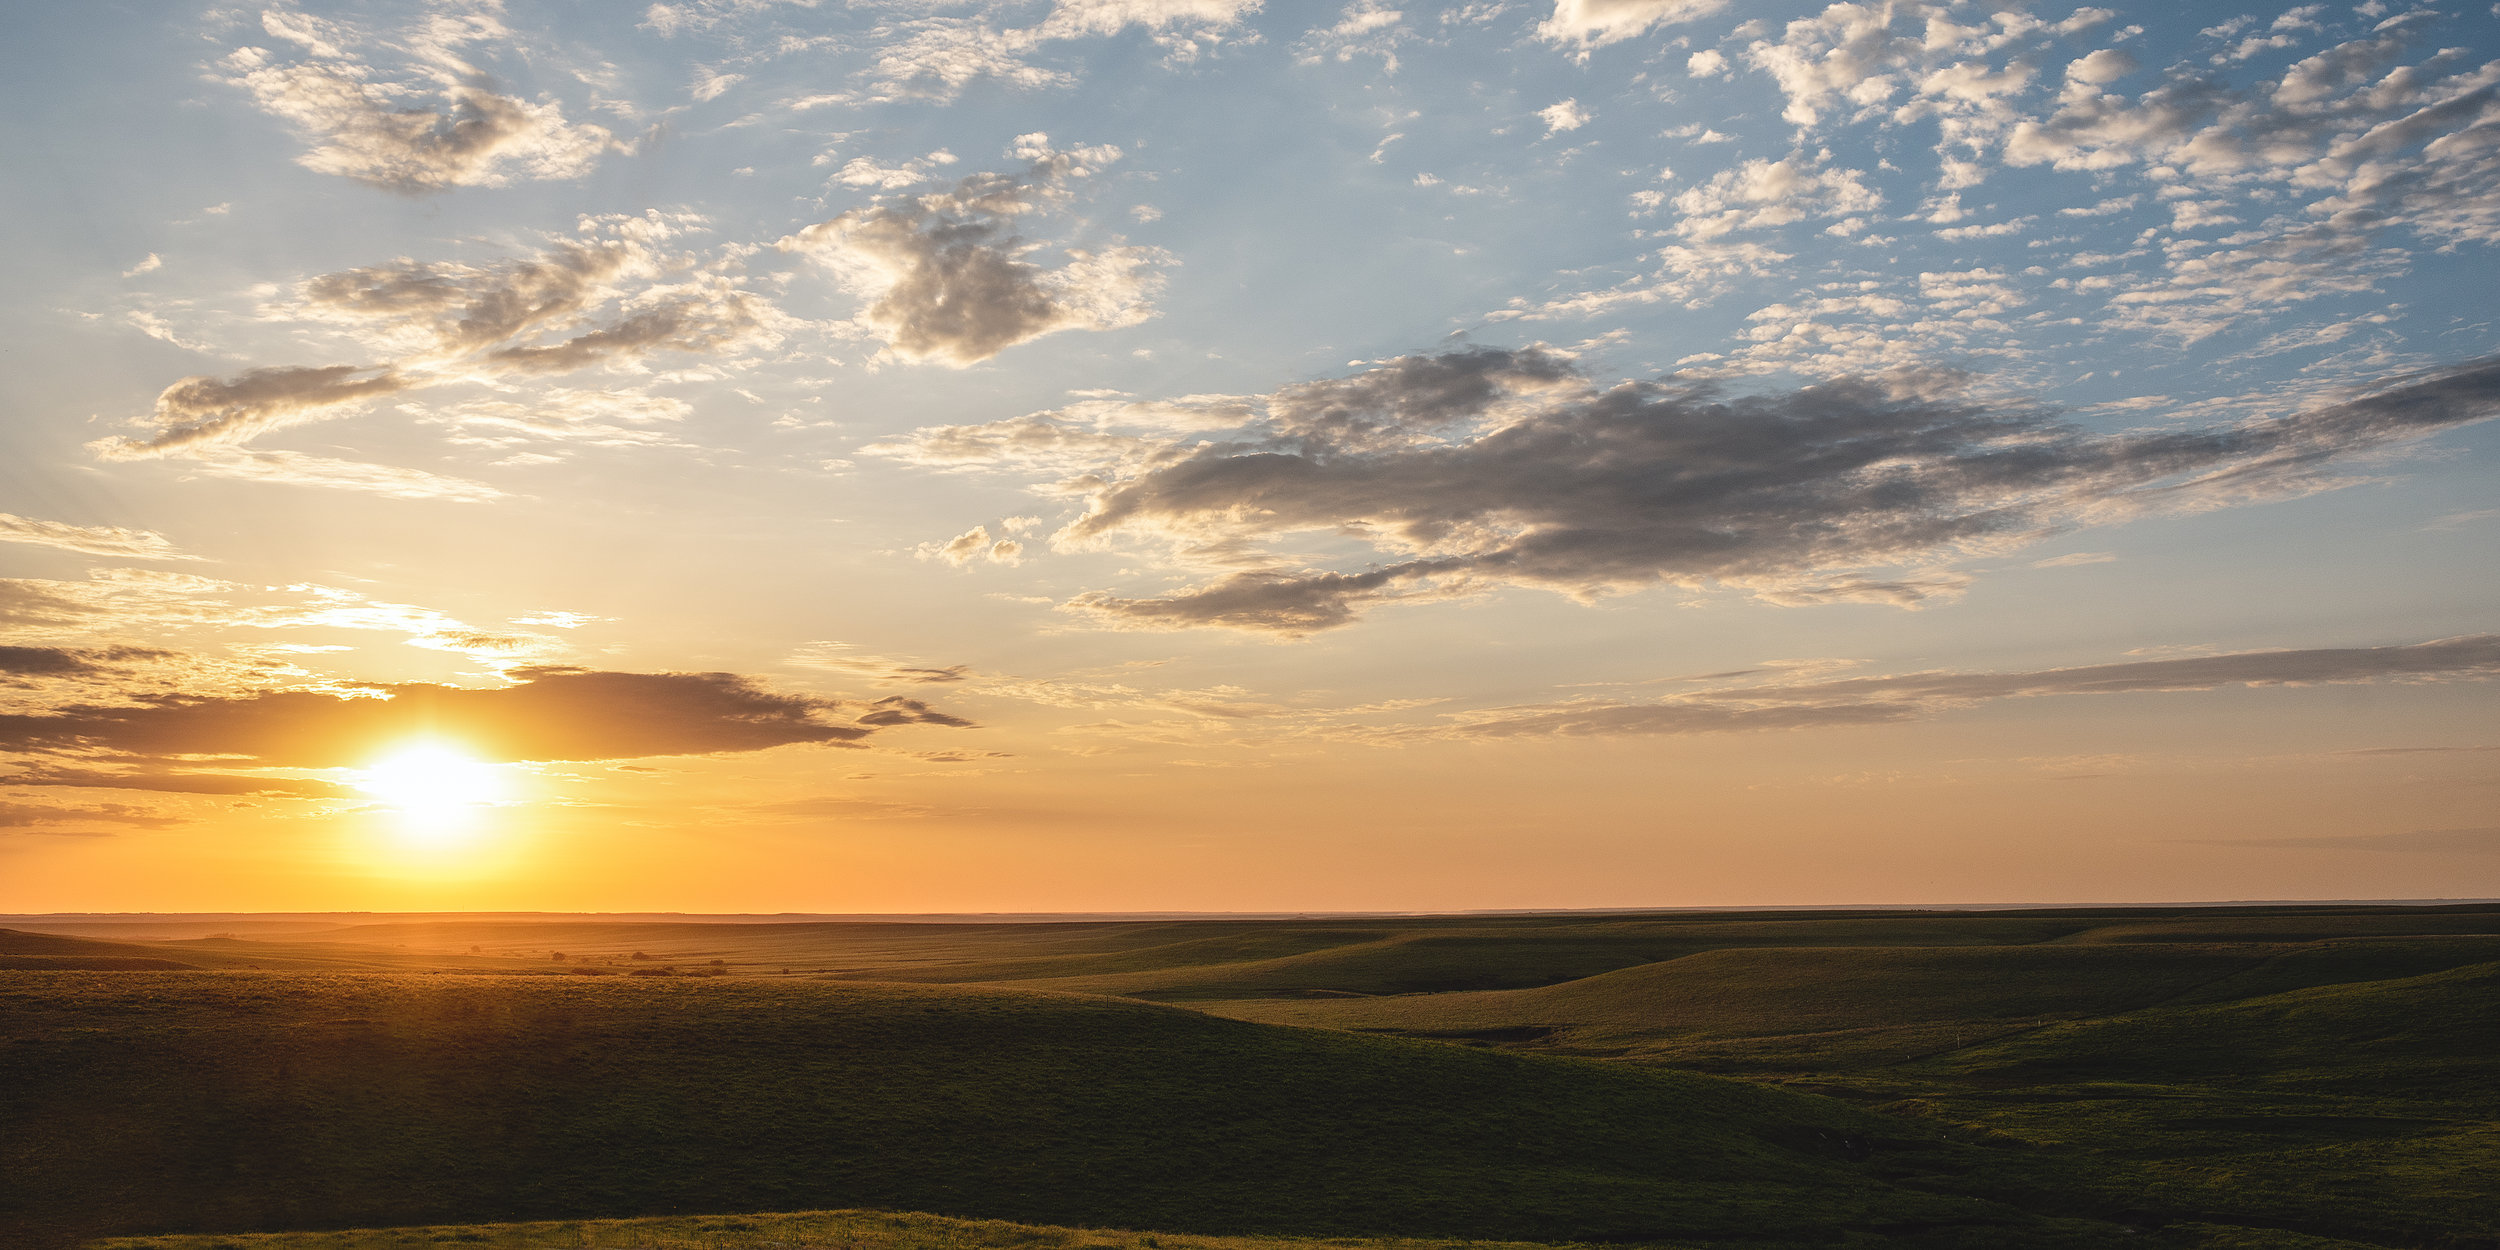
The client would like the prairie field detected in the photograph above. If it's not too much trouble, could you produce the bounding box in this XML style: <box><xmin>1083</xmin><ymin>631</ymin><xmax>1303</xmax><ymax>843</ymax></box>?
<box><xmin>7</xmin><ymin>905</ymin><xmax>2495</xmax><ymax>1250</ymax></box>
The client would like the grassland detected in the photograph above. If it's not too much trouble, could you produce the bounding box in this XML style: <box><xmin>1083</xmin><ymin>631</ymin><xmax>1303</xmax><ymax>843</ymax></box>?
<box><xmin>82</xmin><ymin>1208</ymin><xmax>1753</xmax><ymax>1250</ymax></box>
<box><xmin>6</xmin><ymin>904</ymin><xmax>2495</xmax><ymax>1250</ymax></box>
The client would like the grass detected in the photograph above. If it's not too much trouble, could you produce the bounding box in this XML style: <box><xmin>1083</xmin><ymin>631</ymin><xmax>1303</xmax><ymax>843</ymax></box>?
<box><xmin>2</xmin><ymin>970</ymin><xmax>2098</xmax><ymax>1250</ymax></box>
<box><xmin>1192</xmin><ymin>944</ymin><xmax>2285</xmax><ymax>1056</ymax></box>
<box><xmin>82</xmin><ymin>1208</ymin><xmax>1725</xmax><ymax>1250</ymax></box>
<box><xmin>10</xmin><ymin>905</ymin><xmax>2498</xmax><ymax>1250</ymax></box>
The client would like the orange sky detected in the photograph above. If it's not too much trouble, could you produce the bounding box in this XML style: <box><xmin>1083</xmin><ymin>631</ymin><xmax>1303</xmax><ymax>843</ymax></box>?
<box><xmin>4</xmin><ymin>0</ymin><xmax>2498</xmax><ymax>910</ymax></box>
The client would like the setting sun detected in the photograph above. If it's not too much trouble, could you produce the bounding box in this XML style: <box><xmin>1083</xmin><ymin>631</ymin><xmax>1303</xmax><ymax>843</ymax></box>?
<box><xmin>356</xmin><ymin>744</ymin><xmax>505</xmax><ymax>843</ymax></box>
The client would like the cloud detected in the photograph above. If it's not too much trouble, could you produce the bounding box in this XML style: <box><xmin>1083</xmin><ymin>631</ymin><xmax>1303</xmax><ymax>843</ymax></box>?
<box><xmin>222</xmin><ymin>9</ymin><xmax>623</xmax><ymax>194</ymax></box>
<box><xmin>779</xmin><ymin>140</ymin><xmax>1168</xmax><ymax>365</ymax></box>
<box><xmin>1539</xmin><ymin>98</ymin><xmax>1592</xmax><ymax>135</ymax></box>
<box><xmin>290</xmin><ymin>216</ymin><xmax>770</xmax><ymax>369</ymax></box>
<box><xmin>91</xmin><ymin>365</ymin><xmax>412</xmax><ymax>460</ymax></box>
<box><xmin>0</xmin><ymin>801</ymin><xmax>178</xmax><ymax>834</ymax></box>
<box><xmin>183</xmin><ymin>448</ymin><xmax>506</xmax><ymax>503</ymax></box>
<box><xmin>921</xmin><ymin>525</ymin><xmax>1028</xmax><ymax>566</ymax></box>
<box><xmin>860</xmin><ymin>0</ymin><xmax>1261</xmax><ymax>101</ymax></box>
<box><xmin>0</xmin><ymin>665</ymin><xmax>972</xmax><ymax>768</ymax></box>
<box><xmin>786</xmin><ymin>642</ymin><xmax>975</xmax><ymax>685</ymax></box>
<box><xmin>0</xmin><ymin>645</ymin><xmax>183</xmax><ymax>682</ymax></box>
<box><xmin>0</xmin><ymin>514</ymin><xmax>195</xmax><ymax>561</ymax></box>
<box><xmin>90</xmin><ymin>216</ymin><xmax>779</xmax><ymax>479</ymax></box>
<box><xmin>0</xmin><ymin>569</ymin><xmax>552</xmax><ymax>674</ymax></box>
<box><xmin>123</xmin><ymin>253</ymin><xmax>163</xmax><ymax>278</ymax></box>
<box><xmin>0</xmin><ymin>765</ymin><xmax>358</xmax><ymax>799</ymax></box>
<box><xmin>890</xmin><ymin>347</ymin><xmax>2500</xmax><ymax>634</ymax></box>
<box><xmin>1296</xmin><ymin>0</ymin><xmax>1410</xmax><ymax>71</ymax></box>
<box><xmin>1444</xmin><ymin>635</ymin><xmax>2500</xmax><ymax>738</ymax></box>
<box><xmin>1670</xmin><ymin>156</ymin><xmax>1881</xmax><ymax>240</ymax></box>
<box><xmin>1537</xmin><ymin>0</ymin><xmax>1726</xmax><ymax>53</ymax></box>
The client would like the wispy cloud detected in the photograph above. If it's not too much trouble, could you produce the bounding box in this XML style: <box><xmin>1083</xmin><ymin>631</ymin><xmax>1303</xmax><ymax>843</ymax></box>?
<box><xmin>0</xmin><ymin>515</ymin><xmax>196</xmax><ymax>561</ymax></box>
<box><xmin>1442</xmin><ymin>635</ymin><xmax>2500</xmax><ymax>738</ymax></box>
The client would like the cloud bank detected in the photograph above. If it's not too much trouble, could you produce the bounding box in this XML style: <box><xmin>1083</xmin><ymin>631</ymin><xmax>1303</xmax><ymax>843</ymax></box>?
<box><xmin>877</xmin><ymin>348</ymin><xmax>2500</xmax><ymax>634</ymax></box>
<box><xmin>0</xmin><ymin>665</ymin><xmax>973</xmax><ymax>769</ymax></box>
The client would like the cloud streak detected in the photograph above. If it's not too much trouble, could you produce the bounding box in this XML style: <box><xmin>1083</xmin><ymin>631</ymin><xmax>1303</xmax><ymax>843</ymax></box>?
<box><xmin>1444</xmin><ymin>635</ymin><xmax>2500</xmax><ymax>738</ymax></box>
<box><xmin>0</xmin><ymin>515</ymin><xmax>196</xmax><ymax>561</ymax></box>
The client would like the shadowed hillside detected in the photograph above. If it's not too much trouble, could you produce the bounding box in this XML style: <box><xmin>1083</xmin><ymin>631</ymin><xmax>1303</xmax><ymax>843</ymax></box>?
<box><xmin>0</xmin><ymin>971</ymin><xmax>2112</xmax><ymax>1250</ymax></box>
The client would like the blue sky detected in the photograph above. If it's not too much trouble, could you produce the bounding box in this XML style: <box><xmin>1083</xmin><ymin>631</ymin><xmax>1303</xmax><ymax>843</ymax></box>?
<box><xmin>2</xmin><ymin>0</ymin><xmax>2496</xmax><ymax>909</ymax></box>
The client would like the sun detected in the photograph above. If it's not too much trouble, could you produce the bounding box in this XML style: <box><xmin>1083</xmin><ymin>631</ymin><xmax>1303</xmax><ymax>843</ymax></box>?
<box><xmin>356</xmin><ymin>742</ymin><xmax>507</xmax><ymax>845</ymax></box>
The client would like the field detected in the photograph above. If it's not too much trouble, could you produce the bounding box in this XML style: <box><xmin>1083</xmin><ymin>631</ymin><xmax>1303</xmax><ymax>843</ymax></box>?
<box><xmin>5</xmin><ymin>905</ymin><xmax>2496</xmax><ymax>1250</ymax></box>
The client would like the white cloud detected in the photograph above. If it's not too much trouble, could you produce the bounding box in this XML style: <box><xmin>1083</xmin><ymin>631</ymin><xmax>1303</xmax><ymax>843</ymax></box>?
<box><xmin>1539</xmin><ymin>98</ymin><xmax>1592</xmax><ymax>135</ymax></box>
<box><xmin>1537</xmin><ymin>0</ymin><xmax>1728</xmax><ymax>53</ymax></box>
<box><xmin>1671</xmin><ymin>155</ymin><xmax>1881</xmax><ymax>241</ymax></box>
<box><xmin>222</xmin><ymin>13</ymin><xmax>624</xmax><ymax>195</ymax></box>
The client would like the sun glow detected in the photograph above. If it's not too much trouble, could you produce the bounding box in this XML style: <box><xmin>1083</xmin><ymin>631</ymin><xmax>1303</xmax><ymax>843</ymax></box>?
<box><xmin>357</xmin><ymin>742</ymin><xmax>507</xmax><ymax>847</ymax></box>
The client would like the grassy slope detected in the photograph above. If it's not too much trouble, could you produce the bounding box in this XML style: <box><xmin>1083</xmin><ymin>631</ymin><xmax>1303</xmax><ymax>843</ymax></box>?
<box><xmin>1874</xmin><ymin>962</ymin><xmax>2500</xmax><ymax>1248</ymax></box>
<box><xmin>0</xmin><ymin>972</ymin><xmax>2106</xmax><ymax>1250</ymax></box>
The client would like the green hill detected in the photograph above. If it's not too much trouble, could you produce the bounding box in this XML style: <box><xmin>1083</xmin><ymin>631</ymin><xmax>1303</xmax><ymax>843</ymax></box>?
<box><xmin>0</xmin><ymin>971</ymin><xmax>2119</xmax><ymax>1250</ymax></box>
<box><xmin>1868</xmin><ymin>962</ymin><xmax>2500</xmax><ymax>1248</ymax></box>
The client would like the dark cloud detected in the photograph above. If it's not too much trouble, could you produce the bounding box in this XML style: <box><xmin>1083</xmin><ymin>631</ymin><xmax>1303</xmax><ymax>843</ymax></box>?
<box><xmin>1447</xmin><ymin>635</ymin><xmax>2500</xmax><ymax>738</ymax></box>
<box><xmin>855</xmin><ymin>696</ymin><xmax>978</xmax><ymax>728</ymax></box>
<box><xmin>0</xmin><ymin>801</ymin><xmax>178</xmax><ymax>833</ymax></box>
<box><xmin>0</xmin><ymin>647</ymin><xmax>105</xmax><ymax>677</ymax></box>
<box><xmin>932</xmin><ymin>348</ymin><xmax>2500</xmax><ymax>633</ymax></box>
<box><xmin>779</xmin><ymin>140</ymin><xmax>1164</xmax><ymax>366</ymax></box>
<box><xmin>1064</xmin><ymin>562</ymin><xmax>1466</xmax><ymax>634</ymax></box>
<box><xmin>0</xmin><ymin>645</ymin><xmax>182</xmax><ymax>679</ymax></box>
<box><xmin>0</xmin><ymin>665</ymin><xmax>973</xmax><ymax>768</ymax></box>
<box><xmin>0</xmin><ymin>767</ymin><xmax>358</xmax><ymax>798</ymax></box>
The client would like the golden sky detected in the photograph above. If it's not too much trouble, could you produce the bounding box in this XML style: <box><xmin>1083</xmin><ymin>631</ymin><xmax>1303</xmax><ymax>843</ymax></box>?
<box><xmin>3</xmin><ymin>0</ymin><xmax>2497</xmax><ymax>910</ymax></box>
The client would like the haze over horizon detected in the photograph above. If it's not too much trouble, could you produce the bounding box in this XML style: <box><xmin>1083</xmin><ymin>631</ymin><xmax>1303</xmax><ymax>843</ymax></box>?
<box><xmin>3</xmin><ymin>0</ymin><xmax>2496</xmax><ymax>914</ymax></box>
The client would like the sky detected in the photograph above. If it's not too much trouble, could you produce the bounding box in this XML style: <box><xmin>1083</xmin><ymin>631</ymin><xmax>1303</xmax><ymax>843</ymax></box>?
<box><xmin>2</xmin><ymin>0</ymin><xmax>2496</xmax><ymax>913</ymax></box>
